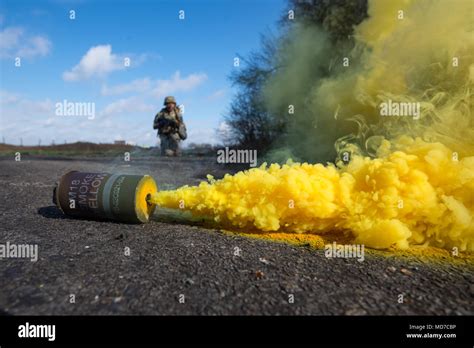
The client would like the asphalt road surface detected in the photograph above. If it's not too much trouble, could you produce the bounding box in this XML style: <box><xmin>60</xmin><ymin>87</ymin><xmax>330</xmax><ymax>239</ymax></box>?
<box><xmin>1</xmin><ymin>155</ymin><xmax>473</xmax><ymax>315</ymax></box>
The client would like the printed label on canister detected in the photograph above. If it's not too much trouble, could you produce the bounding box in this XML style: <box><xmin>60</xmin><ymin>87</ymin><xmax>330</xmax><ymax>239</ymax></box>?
<box><xmin>57</xmin><ymin>171</ymin><xmax>110</xmax><ymax>218</ymax></box>
<box><xmin>73</xmin><ymin>173</ymin><xmax>108</xmax><ymax>211</ymax></box>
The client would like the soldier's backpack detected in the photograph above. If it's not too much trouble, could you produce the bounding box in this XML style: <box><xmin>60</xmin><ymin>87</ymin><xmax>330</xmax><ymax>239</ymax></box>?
<box><xmin>175</xmin><ymin>106</ymin><xmax>187</xmax><ymax>140</ymax></box>
<box><xmin>178</xmin><ymin>122</ymin><xmax>187</xmax><ymax>140</ymax></box>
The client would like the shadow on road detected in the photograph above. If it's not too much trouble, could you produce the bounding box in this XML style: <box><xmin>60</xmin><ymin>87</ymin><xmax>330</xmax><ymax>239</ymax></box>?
<box><xmin>37</xmin><ymin>205</ymin><xmax>68</xmax><ymax>220</ymax></box>
<box><xmin>38</xmin><ymin>205</ymin><xmax>147</xmax><ymax>225</ymax></box>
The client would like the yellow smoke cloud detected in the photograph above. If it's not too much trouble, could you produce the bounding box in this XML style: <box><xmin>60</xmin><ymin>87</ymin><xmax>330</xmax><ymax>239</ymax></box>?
<box><xmin>152</xmin><ymin>137</ymin><xmax>474</xmax><ymax>251</ymax></box>
<box><xmin>151</xmin><ymin>0</ymin><xmax>474</xmax><ymax>252</ymax></box>
<box><xmin>350</xmin><ymin>0</ymin><xmax>474</xmax><ymax>155</ymax></box>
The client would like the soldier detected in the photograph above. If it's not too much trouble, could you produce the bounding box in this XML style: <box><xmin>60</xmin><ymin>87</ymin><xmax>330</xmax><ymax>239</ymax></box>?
<box><xmin>153</xmin><ymin>96</ymin><xmax>187</xmax><ymax>156</ymax></box>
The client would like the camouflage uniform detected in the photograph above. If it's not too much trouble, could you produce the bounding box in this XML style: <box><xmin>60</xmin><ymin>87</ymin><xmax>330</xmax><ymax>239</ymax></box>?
<box><xmin>153</xmin><ymin>96</ymin><xmax>184</xmax><ymax>156</ymax></box>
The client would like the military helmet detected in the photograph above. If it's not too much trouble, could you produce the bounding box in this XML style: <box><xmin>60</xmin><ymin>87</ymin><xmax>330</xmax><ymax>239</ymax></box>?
<box><xmin>164</xmin><ymin>96</ymin><xmax>176</xmax><ymax>105</ymax></box>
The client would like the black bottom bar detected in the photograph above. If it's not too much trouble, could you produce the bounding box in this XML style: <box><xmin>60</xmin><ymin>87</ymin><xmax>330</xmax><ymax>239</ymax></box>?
<box><xmin>0</xmin><ymin>315</ymin><xmax>472</xmax><ymax>346</ymax></box>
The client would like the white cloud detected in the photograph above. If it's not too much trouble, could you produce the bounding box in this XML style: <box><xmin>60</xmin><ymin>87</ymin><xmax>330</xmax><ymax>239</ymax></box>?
<box><xmin>0</xmin><ymin>26</ymin><xmax>51</xmax><ymax>59</ymax></box>
<box><xmin>63</xmin><ymin>45</ymin><xmax>126</xmax><ymax>81</ymax></box>
<box><xmin>216</xmin><ymin>121</ymin><xmax>232</xmax><ymax>140</ymax></box>
<box><xmin>207</xmin><ymin>89</ymin><xmax>226</xmax><ymax>101</ymax></box>
<box><xmin>0</xmin><ymin>90</ymin><xmax>56</xmax><ymax>142</ymax></box>
<box><xmin>0</xmin><ymin>90</ymin><xmax>21</xmax><ymax>104</ymax></box>
<box><xmin>17</xmin><ymin>36</ymin><xmax>51</xmax><ymax>57</ymax></box>
<box><xmin>151</xmin><ymin>71</ymin><xmax>208</xmax><ymax>98</ymax></box>
<box><xmin>101</xmin><ymin>71</ymin><xmax>208</xmax><ymax>98</ymax></box>
<box><xmin>100</xmin><ymin>96</ymin><xmax>155</xmax><ymax>116</ymax></box>
<box><xmin>0</xmin><ymin>87</ymin><xmax>220</xmax><ymax>147</ymax></box>
<box><xmin>0</xmin><ymin>27</ymin><xmax>21</xmax><ymax>51</ymax></box>
<box><xmin>0</xmin><ymin>89</ymin><xmax>156</xmax><ymax>146</ymax></box>
<box><xmin>217</xmin><ymin>121</ymin><xmax>231</xmax><ymax>134</ymax></box>
<box><xmin>0</xmin><ymin>90</ymin><xmax>54</xmax><ymax>112</ymax></box>
<box><xmin>185</xmin><ymin>128</ymin><xmax>219</xmax><ymax>145</ymax></box>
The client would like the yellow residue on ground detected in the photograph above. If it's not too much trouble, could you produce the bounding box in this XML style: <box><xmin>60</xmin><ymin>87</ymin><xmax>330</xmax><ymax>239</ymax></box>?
<box><xmin>222</xmin><ymin>229</ymin><xmax>474</xmax><ymax>263</ymax></box>
<box><xmin>223</xmin><ymin>230</ymin><xmax>328</xmax><ymax>249</ymax></box>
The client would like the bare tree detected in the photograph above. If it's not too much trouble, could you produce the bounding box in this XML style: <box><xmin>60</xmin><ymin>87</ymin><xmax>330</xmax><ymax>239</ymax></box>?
<box><xmin>223</xmin><ymin>0</ymin><xmax>369</xmax><ymax>158</ymax></box>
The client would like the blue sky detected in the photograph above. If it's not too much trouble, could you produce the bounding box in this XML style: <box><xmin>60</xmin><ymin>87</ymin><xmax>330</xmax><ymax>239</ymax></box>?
<box><xmin>0</xmin><ymin>0</ymin><xmax>286</xmax><ymax>146</ymax></box>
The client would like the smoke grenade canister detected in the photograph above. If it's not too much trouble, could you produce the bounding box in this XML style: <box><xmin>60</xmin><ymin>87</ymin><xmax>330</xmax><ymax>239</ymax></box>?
<box><xmin>53</xmin><ymin>171</ymin><xmax>158</xmax><ymax>223</ymax></box>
